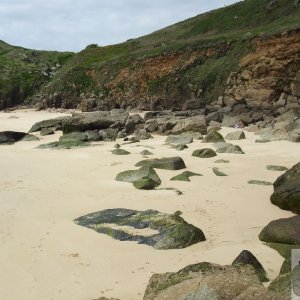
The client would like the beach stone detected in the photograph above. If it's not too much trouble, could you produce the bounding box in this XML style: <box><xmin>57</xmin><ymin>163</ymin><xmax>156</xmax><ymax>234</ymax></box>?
<box><xmin>232</xmin><ymin>250</ymin><xmax>268</xmax><ymax>282</ymax></box>
<box><xmin>214</xmin><ymin>159</ymin><xmax>229</xmax><ymax>163</ymax></box>
<box><xmin>134</xmin><ymin>129</ymin><xmax>151</xmax><ymax>140</ymax></box>
<box><xmin>114</xmin><ymin>143</ymin><xmax>120</xmax><ymax>148</ymax></box>
<box><xmin>112</xmin><ymin>149</ymin><xmax>130</xmax><ymax>155</ymax></box>
<box><xmin>135</xmin><ymin>157</ymin><xmax>186</xmax><ymax>170</ymax></box>
<box><xmin>59</xmin><ymin>132</ymin><xmax>87</xmax><ymax>143</ymax></box>
<box><xmin>170</xmin><ymin>171</ymin><xmax>202</xmax><ymax>182</ymax></box>
<box><xmin>37</xmin><ymin>140</ymin><xmax>90</xmax><ymax>149</ymax></box>
<box><xmin>215</xmin><ymin>142</ymin><xmax>245</xmax><ymax>154</ymax></box>
<box><xmin>133</xmin><ymin>178</ymin><xmax>158</xmax><ymax>190</ymax></box>
<box><xmin>165</xmin><ymin>135</ymin><xmax>193</xmax><ymax>145</ymax></box>
<box><xmin>225</xmin><ymin>131</ymin><xmax>246</xmax><ymax>140</ymax></box>
<box><xmin>171</xmin><ymin>144</ymin><xmax>188</xmax><ymax>151</ymax></box>
<box><xmin>145</xmin><ymin>119</ymin><xmax>158</xmax><ymax>132</ymax></box>
<box><xmin>0</xmin><ymin>131</ymin><xmax>26</xmax><ymax>144</ymax></box>
<box><xmin>267</xmin><ymin>165</ymin><xmax>288</xmax><ymax>172</ymax></box>
<box><xmin>21</xmin><ymin>134</ymin><xmax>39</xmax><ymax>141</ymax></box>
<box><xmin>29</xmin><ymin>116</ymin><xmax>69</xmax><ymax>133</ymax></box>
<box><xmin>192</xmin><ymin>148</ymin><xmax>217</xmax><ymax>158</ymax></box>
<box><xmin>171</xmin><ymin>116</ymin><xmax>207</xmax><ymax>135</ymax></box>
<box><xmin>99</xmin><ymin>128</ymin><xmax>118</xmax><ymax>141</ymax></box>
<box><xmin>74</xmin><ymin>209</ymin><xmax>205</xmax><ymax>250</ymax></box>
<box><xmin>255</xmin><ymin>138</ymin><xmax>271</xmax><ymax>143</ymax></box>
<box><xmin>270</xmin><ymin>162</ymin><xmax>300</xmax><ymax>214</ymax></box>
<box><xmin>248</xmin><ymin>180</ymin><xmax>273</xmax><ymax>186</ymax></box>
<box><xmin>86</xmin><ymin>130</ymin><xmax>101</xmax><ymax>141</ymax></box>
<box><xmin>259</xmin><ymin>216</ymin><xmax>300</xmax><ymax>244</ymax></box>
<box><xmin>116</xmin><ymin>166</ymin><xmax>161</xmax><ymax>186</ymax></box>
<box><xmin>203</xmin><ymin>131</ymin><xmax>225</xmax><ymax>143</ymax></box>
<box><xmin>40</xmin><ymin>127</ymin><xmax>55</xmax><ymax>136</ymax></box>
<box><xmin>213</xmin><ymin>167</ymin><xmax>227</xmax><ymax>176</ymax></box>
<box><xmin>143</xmin><ymin>262</ymin><xmax>278</xmax><ymax>300</ymax></box>
<box><xmin>140</xmin><ymin>150</ymin><xmax>153</xmax><ymax>156</ymax></box>
<box><xmin>62</xmin><ymin>110</ymin><xmax>128</xmax><ymax>134</ymax></box>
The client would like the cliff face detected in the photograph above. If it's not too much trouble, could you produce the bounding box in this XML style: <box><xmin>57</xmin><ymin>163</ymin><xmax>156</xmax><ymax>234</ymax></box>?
<box><xmin>223</xmin><ymin>30</ymin><xmax>300</xmax><ymax>110</ymax></box>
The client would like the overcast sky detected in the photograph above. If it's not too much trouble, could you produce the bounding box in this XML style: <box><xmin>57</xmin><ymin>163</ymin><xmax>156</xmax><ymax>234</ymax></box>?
<box><xmin>0</xmin><ymin>0</ymin><xmax>239</xmax><ymax>52</ymax></box>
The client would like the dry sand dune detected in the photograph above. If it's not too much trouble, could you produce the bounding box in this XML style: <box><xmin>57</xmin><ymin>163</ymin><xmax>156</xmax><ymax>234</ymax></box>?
<box><xmin>0</xmin><ymin>110</ymin><xmax>299</xmax><ymax>300</ymax></box>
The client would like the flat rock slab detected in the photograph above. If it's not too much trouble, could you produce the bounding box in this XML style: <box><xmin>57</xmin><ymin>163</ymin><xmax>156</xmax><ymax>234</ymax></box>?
<box><xmin>170</xmin><ymin>171</ymin><xmax>202</xmax><ymax>182</ymax></box>
<box><xmin>215</xmin><ymin>142</ymin><xmax>245</xmax><ymax>154</ymax></box>
<box><xmin>267</xmin><ymin>165</ymin><xmax>288</xmax><ymax>171</ymax></box>
<box><xmin>74</xmin><ymin>209</ymin><xmax>205</xmax><ymax>250</ymax></box>
<box><xmin>0</xmin><ymin>131</ymin><xmax>26</xmax><ymax>144</ymax></box>
<box><xmin>135</xmin><ymin>157</ymin><xmax>186</xmax><ymax>170</ymax></box>
<box><xmin>259</xmin><ymin>216</ymin><xmax>300</xmax><ymax>245</ymax></box>
<box><xmin>112</xmin><ymin>149</ymin><xmax>130</xmax><ymax>155</ymax></box>
<box><xmin>29</xmin><ymin>116</ymin><xmax>69</xmax><ymax>133</ymax></box>
<box><xmin>270</xmin><ymin>162</ymin><xmax>300</xmax><ymax>214</ymax></box>
<box><xmin>248</xmin><ymin>180</ymin><xmax>273</xmax><ymax>186</ymax></box>
<box><xmin>37</xmin><ymin>141</ymin><xmax>91</xmax><ymax>149</ymax></box>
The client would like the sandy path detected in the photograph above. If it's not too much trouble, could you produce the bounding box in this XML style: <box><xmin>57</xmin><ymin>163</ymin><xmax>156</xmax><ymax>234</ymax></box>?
<box><xmin>0</xmin><ymin>110</ymin><xmax>299</xmax><ymax>300</ymax></box>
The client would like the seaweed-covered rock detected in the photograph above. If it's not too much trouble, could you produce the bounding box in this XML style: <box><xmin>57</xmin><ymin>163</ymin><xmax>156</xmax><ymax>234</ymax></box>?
<box><xmin>135</xmin><ymin>157</ymin><xmax>186</xmax><ymax>170</ymax></box>
<box><xmin>133</xmin><ymin>178</ymin><xmax>158</xmax><ymax>190</ymax></box>
<box><xmin>40</xmin><ymin>127</ymin><xmax>55</xmax><ymax>136</ymax></box>
<box><xmin>192</xmin><ymin>148</ymin><xmax>217</xmax><ymax>158</ymax></box>
<box><xmin>62</xmin><ymin>110</ymin><xmax>128</xmax><ymax>134</ymax></box>
<box><xmin>29</xmin><ymin>116</ymin><xmax>69</xmax><ymax>133</ymax></box>
<box><xmin>232</xmin><ymin>250</ymin><xmax>268</xmax><ymax>282</ymax></box>
<box><xmin>215</xmin><ymin>142</ymin><xmax>245</xmax><ymax>154</ymax></box>
<box><xmin>248</xmin><ymin>180</ymin><xmax>273</xmax><ymax>186</ymax></box>
<box><xmin>21</xmin><ymin>134</ymin><xmax>39</xmax><ymax>141</ymax></box>
<box><xmin>170</xmin><ymin>171</ymin><xmax>202</xmax><ymax>182</ymax></box>
<box><xmin>270</xmin><ymin>162</ymin><xmax>300</xmax><ymax>214</ymax></box>
<box><xmin>225</xmin><ymin>131</ymin><xmax>246</xmax><ymax>140</ymax></box>
<box><xmin>0</xmin><ymin>131</ymin><xmax>26</xmax><ymax>144</ymax></box>
<box><xmin>259</xmin><ymin>216</ymin><xmax>300</xmax><ymax>245</ymax></box>
<box><xmin>74</xmin><ymin>209</ymin><xmax>205</xmax><ymax>249</ymax></box>
<box><xmin>116</xmin><ymin>166</ymin><xmax>161</xmax><ymax>186</ymax></box>
<box><xmin>165</xmin><ymin>135</ymin><xmax>193</xmax><ymax>145</ymax></box>
<box><xmin>59</xmin><ymin>132</ymin><xmax>87</xmax><ymax>143</ymax></box>
<box><xmin>203</xmin><ymin>131</ymin><xmax>225</xmax><ymax>143</ymax></box>
<box><xmin>213</xmin><ymin>167</ymin><xmax>227</xmax><ymax>176</ymax></box>
<box><xmin>112</xmin><ymin>149</ymin><xmax>130</xmax><ymax>155</ymax></box>
<box><xmin>143</xmin><ymin>262</ymin><xmax>279</xmax><ymax>300</ymax></box>
<box><xmin>267</xmin><ymin>165</ymin><xmax>289</xmax><ymax>172</ymax></box>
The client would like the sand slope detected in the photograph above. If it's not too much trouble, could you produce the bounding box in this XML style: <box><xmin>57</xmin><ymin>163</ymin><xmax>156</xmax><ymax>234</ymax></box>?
<box><xmin>0</xmin><ymin>110</ymin><xmax>298</xmax><ymax>300</ymax></box>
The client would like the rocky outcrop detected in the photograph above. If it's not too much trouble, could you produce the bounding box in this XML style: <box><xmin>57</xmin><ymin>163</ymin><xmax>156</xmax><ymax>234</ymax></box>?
<box><xmin>270</xmin><ymin>162</ymin><xmax>300</xmax><ymax>214</ymax></box>
<box><xmin>74</xmin><ymin>209</ymin><xmax>206</xmax><ymax>249</ymax></box>
<box><xmin>143</xmin><ymin>262</ymin><xmax>282</xmax><ymax>300</ymax></box>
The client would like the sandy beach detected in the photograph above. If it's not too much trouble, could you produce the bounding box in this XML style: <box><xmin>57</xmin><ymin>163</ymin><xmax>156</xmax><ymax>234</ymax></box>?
<box><xmin>0</xmin><ymin>110</ymin><xmax>299</xmax><ymax>300</ymax></box>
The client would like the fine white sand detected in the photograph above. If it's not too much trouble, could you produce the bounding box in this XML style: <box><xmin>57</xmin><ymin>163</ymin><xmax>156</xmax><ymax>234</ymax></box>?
<box><xmin>0</xmin><ymin>110</ymin><xmax>299</xmax><ymax>300</ymax></box>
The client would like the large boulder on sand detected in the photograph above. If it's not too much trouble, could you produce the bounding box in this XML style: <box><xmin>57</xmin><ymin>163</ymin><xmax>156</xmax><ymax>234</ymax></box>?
<box><xmin>62</xmin><ymin>110</ymin><xmax>129</xmax><ymax>134</ymax></box>
<box><xmin>259</xmin><ymin>216</ymin><xmax>300</xmax><ymax>244</ymax></box>
<box><xmin>203</xmin><ymin>131</ymin><xmax>225</xmax><ymax>143</ymax></box>
<box><xmin>0</xmin><ymin>131</ymin><xmax>26</xmax><ymax>144</ymax></box>
<box><xmin>74</xmin><ymin>209</ymin><xmax>205</xmax><ymax>249</ymax></box>
<box><xmin>135</xmin><ymin>157</ymin><xmax>186</xmax><ymax>170</ymax></box>
<box><xmin>270</xmin><ymin>162</ymin><xmax>300</xmax><ymax>214</ymax></box>
<box><xmin>225</xmin><ymin>131</ymin><xmax>246</xmax><ymax>140</ymax></box>
<box><xmin>29</xmin><ymin>116</ymin><xmax>70</xmax><ymax>132</ymax></box>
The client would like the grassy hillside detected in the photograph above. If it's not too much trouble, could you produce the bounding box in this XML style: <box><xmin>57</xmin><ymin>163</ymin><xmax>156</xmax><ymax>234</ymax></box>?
<box><xmin>0</xmin><ymin>41</ymin><xmax>73</xmax><ymax>109</ymax></box>
<box><xmin>1</xmin><ymin>0</ymin><xmax>300</xmax><ymax>110</ymax></box>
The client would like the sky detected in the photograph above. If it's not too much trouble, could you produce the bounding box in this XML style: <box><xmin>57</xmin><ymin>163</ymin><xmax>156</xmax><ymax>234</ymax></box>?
<box><xmin>0</xmin><ymin>0</ymin><xmax>239</xmax><ymax>52</ymax></box>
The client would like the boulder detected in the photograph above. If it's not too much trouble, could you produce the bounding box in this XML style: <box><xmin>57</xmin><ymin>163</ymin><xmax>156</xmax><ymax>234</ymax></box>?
<box><xmin>62</xmin><ymin>110</ymin><xmax>129</xmax><ymax>134</ymax></box>
<box><xmin>99</xmin><ymin>128</ymin><xmax>118</xmax><ymax>141</ymax></box>
<box><xmin>268</xmin><ymin>273</ymin><xmax>292</xmax><ymax>299</ymax></box>
<box><xmin>192</xmin><ymin>148</ymin><xmax>217</xmax><ymax>158</ymax></box>
<box><xmin>116</xmin><ymin>166</ymin><xmax>161</xmax><ymax>186</ymax></box>
<box><xmin>171</xmin><ymin>144</ymin><xmax>188</xmax><ymax>151</ymax></box>
<box><xmin>86</xmin><ymin>130</ymin><xmax>101</xmax><ymax>141</ymax></box>
<box><xmin>125</xmin><ymin>114</ymin><xmax>144</xmax><ymax>134</ymax></box>
<box><xmin>171</xmin><ymin>116</ymin><xmax>207</xmax><ymax>135</ymax></box>
<box><xmin>259</xmin><ymin>216</ymin><xmax>300</xmax><ymax>244</ymax></box>
<box><xmin>203</xmin><ymin>131</ymin><xmax>225</xmax><ymax>143</ymax></box>
<box><xmin>165</xmin><ymin>135</ymin><xmax>193</xmax><ymax>145</ymax></box>
<box><xmin>0</xmin><ymin>131</ymin><xmax>26</xmax><ymax>144</ymax></box>
<box><xmin>143</xmin><ymin>262</ymin><xmax>279</xmax><ymax>300</ymax></box>
<box><xmin>74</xmin><ymin>209</ymin><xmax>205</xmax><ymax>250</ymax></box>
<box><xmin>29</xmin><ymin>116</ymin><xmax>69</xmax><ymax>133</ymax></box>
<box><xmin>232</xmin><ymin>250</ymin><xmax>268</xmax><ymax>282</ymax></box>
<box><xmin>133</xmin><ymin>178</ymin><xmax>158</xmax><ymax>190</ymax></box>
<box><xmin>267</xmin><ymin>165</ymin><xmax>288</xmax><ymax>172</ymax></box>
<box><xmin>134</xmin><ymin>129</ymin><xmax>151</xmax><ymax>140</ymax></box>
<box><xmin>225</xmin><ymin>131</ymin><xmax>246</xmax><ymax>140</ymax></box>
<box><xmin>59</xmin><ymin>132</ymin><xmax>87</xmax><ymax>143</ymax></box>
<box><xmin>40</xmin><ymin>127</ymin><xmax>55</xmax><ymax>136</ymax></box>
<box><xmin>215</xmin><ymin>142</ymin><xmax>245</xmax><ymax>154</ymax></box>
<box><xmin>21</xmin><ymin>134</ymin><xmax>39</xmax><ymax>142</ymax></box>
<box><xmin>111</xmin><ymin>149</ymin><xmax>130</xmax><ymax>155</ymax></box>
<box><xmin>222</xmin><ymin>114</ymin><xmax>253</xmax><ymax>127</ymax></box>
<box><xmin>270</xmin><ymin>162</ymin><xmax>300</xmax><ymax>214</ymax></box>
<box><xmin>135</xmin><ymin>157</ymin><xmax>186</xmax><ymax>170</ymax></box>
<box><xmin>145</xmin><ymin>119</ymin><xmax>158</xmax><ymax>132</ymax></box>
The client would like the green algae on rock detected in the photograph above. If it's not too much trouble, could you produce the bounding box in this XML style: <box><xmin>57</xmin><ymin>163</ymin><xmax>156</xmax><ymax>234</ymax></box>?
<box><xmin>74</xmin><ymin>208</ymin><xmax>205</xmax><ymax>249</ymax></box>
